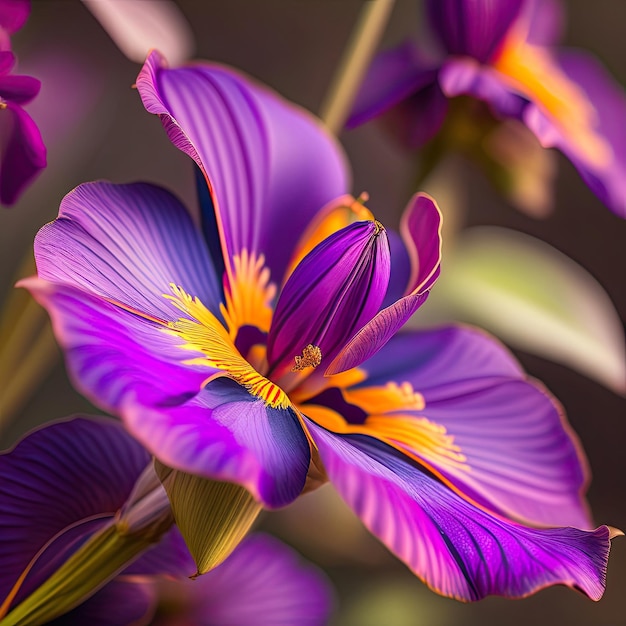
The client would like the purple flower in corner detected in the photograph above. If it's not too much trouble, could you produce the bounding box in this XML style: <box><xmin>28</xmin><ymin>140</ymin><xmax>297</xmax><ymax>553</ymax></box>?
<box><xmin>349</xmin><ymin>0</ymin><xmax>626</xmax><ymax>218</ymax></box>
<box><xmin>22</xmin><ymin>50</ymin><xmax>616</xmax><ymax>602</ymax></box>
<box><xmin>0</xmin><ymin>417</ymin><xmax>333</xmax><ymax>625</ymax></box>
<box><xmin>0</xmin><ymin>0</ymin><xmax>46</xmax><ymax>206</ymax></box>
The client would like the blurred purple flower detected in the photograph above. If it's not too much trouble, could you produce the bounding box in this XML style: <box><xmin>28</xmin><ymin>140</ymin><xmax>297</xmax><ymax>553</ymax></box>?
<box><xmin>22</xmin><ymin>51</ymin><xmax>615</xmax><ymax>602</ymax></box>
<box><xmin>153</xmin><ymin>533</ymin><xmax>333</xmax><ymax>626</ymax></box>
<box><xmin>0</xmin><ymin>418</ymin><xmax>333</xmax><ymax>625</ymax></box>
<box><xmin>349</xmin><ymin>0</ymin><xmax>626</xmax><ymax>218</ymax></box>
<box><xmin>0</xmin><ymin>0</ymin><xmax>45</xmax><ymax>206</ymax></box>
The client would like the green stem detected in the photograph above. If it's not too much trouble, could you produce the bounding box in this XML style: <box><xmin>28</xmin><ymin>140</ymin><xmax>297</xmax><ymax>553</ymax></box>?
<box><xmin>319</xmin><ymin>0</ymin><xmax>395</xmax><ymax>135</ymax></box>
<box><xmin>1</xmin><ymin>524</ymin><xmax>154</xmax><ymax>626</ymax></box>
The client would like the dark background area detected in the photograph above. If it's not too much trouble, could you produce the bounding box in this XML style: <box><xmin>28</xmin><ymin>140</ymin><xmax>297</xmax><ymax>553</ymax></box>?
<box><xmin>1</xmin><ymin>2</ymin><xmax>625</xmax><ymax>624</ymax></box>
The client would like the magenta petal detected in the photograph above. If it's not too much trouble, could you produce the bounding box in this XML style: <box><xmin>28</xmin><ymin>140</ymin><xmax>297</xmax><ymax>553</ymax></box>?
<box><xmin>137</xmin><ymin>51</ymin><xmax>349</xmax><ymax>283</ymax></box>
<box><xmin>524</xmin><ymin>50</ymin><xmax>626</xmax><ymax>218</ymax></box>
<box><xmin>180</xmin><ymin>533</ymin><xmax>333</xmax><ymax>625</ymax></box>
<box><xmin>327</xmin><ymin>194</ymin><xmax>441</xmax><ymax>375</ymax></box>
<box><xmin>48</xmin><ymin>581</ymin><xmax>156</xmax><ymax>626</ymax></box>
<box><xmin>0</xmin><ymin>103</ymin><xmax>46</xmax><ymax>205</ymax></box>
<box><xmin>0</xmin><ymin>0</ymin><xmax>29</xmax><ymax>35</ymax></box>
<box><xmin>123</xmin><ymin>379</ymin><xmax>310</xmax><ymax>508</ymax></box>
<box><xmin>0</xmin><ymin>417</ymin><xmax>150</xmax><ymax>609</ymax></box>
<box><xmin>347</xmin><ymin>41</ymin><xmax>440</xmax><ymax>128</ymax></box>
<box><xmin>0</xmin><ymin>73</ymin><xmax>39</xmax><ymax>103</ymax></box>
<box><xmin>308</xmin><ymin>422</ymin><xmax>612</xmax><ymax>602</ymax></box>
<box><xmin>426</xmin><ymin>0</ymin><xmax>525</xmax><ymax>62</ymax></box>
<box><xmin>22</xmin><ymin>279</ymin><xmax>212</xmax><ymax>413</ymax></box>
<box><xmin>267</xmin><ymin>221</ymin><xmax>390</xmax><ymax>375</ymax></box>
<box><xmin>33</xmin><ymin>181</ymin><xmax>222</xmax><ymax>321</ymax></box>
<box><xmin>354</xmin><ymin>326</ymin><xmax>591</xmax><ymax>528</ymax></box>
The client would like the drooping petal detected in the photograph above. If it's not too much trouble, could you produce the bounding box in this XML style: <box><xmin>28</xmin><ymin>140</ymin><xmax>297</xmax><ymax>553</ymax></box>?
<box><xmin>426</xmin><ymin>0</ymin><xmax>525</xmax><ymax>63</ymax></box>
<box><xmin>327</xmin><ymin>193</ymin><xmax>442</xmax><ymax>375</ymax></box>
<box><xmin>21</xmin><ymin>279</ymin><xmax>213</xmax><ymax>413</ymax></box>
<box><xmin>137</xmin><ymin>50</ymin><xmax>349</xmax><ymax>284</ymax></box>
<box><xmin>307</xmin><ymin>422</ymin><xmax>612</xmax><ymax>602</ymax></box>
<box><xmin>338</xmin><ymin>326</ymin><xmax>592</xmax><ymax>529</ymax></box>
<box><xmin>347</xmin><ymin>41</ymin><xmax>440</xmax><ymax>128</ymax></box>
<box><xmin>0</xmin><ymin>417</ymin><xmax>149</xmax><ymax>611</ymax></box>
<box><xmin>33</xmin><ymin>181</ymin><xmax>223</xmax><ymax>321</ymax></box>
<box><xmin>267</xmin><ymin>220</ymin><xmax>390</xmax><ymax>377</ymax></box>
<box><xmin>527</xmin><ymin>50</ymin><xmax>626</xmax><ymax>218</ymax></box>
<box><xmin>0</xmin><ymin>103</ymin><xmax>46</xmax><ymax>205</ymax></box>
<box><xmin>163</xmin><ymin>533</ymin><xmax>333</xmax><ymax>626</ymax></box>
<box><xmin>122</xmin><ymin>378</ymin><xmax>310</xmax><ymax>508</ymax></box>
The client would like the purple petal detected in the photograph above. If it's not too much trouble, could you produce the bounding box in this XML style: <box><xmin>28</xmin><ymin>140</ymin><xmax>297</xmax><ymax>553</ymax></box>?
<box><xmin>33</xmin><ymin>181</ymin><xmax>222</xmax><ymax>321</ymax></box>
<box><xmin>345</xmin><ymin>326</ymin><xmax>592</xmax><ymax>528</ymax></box>
<box><xmin>123</xmin><ymin>379</ymin><xmax>310</xmax><ymax>508</ymax></box>
<box><xmin>21</xmin><ymin>279</ymin><xmax>212</xmax><ymax>413</ymax></box>
<box><xmin>136</xmin><ymin>51</ymin><xmax>349</xmax><ymax>284</ymax></box>
<box><xmin>307</xmin><ymin>421</ymin><xmax>612</xmax><ymax>602</ymax></box>
<box><xmin>347</xmin><ymin>41</ymin><xmax>440</xmax><ymax>128</ymax></box>
<box><xmin>439</xmin><ymin>56</ymin><xmax>528</xmax><ymax>119</ymax></box>
<box><xmin>0</xmin><ymin>50</ymin><xmax>14</xmax><ymax>73</ymax></box>
<box><xmin>48</xmin><ymin>581</ymin><xmax>156</xmax><ymax>626</ymax></box>
<box><xmin>169</xmin><ymin>534</ymin><xmax>333</xmax><ymax>626</ymax></box>
<box><xmin>0</xmin><ymin>73</ymin><xmax>39</xmax><ymax>103</ymax></box>
<box><xmin>327</xmin><ymin>194</ymin><xmax>441</xmax><ymax>375</ymax></box>
<box><xmin>0</xmin><ymin>103</ymin><xmax>46</xmax><ymax>205</ymax></box>
<box><xmin>524</xmin><ymin>0</ymin><xmax>564</xmax><ymax>46</ymax></box>
<box><xmin>0</xmin><ymin>417</ymin><xmax>149</xmax><ymax>610</ymax></box>
<box><xmin>267</xmin><ymin>221</ymin><xmax>390</xmax><ymax>377</ymax></box>
<box><xmin>426</xmin><ymin>0</ymin><xmax>525</xmax><ymax>62</ymax></box>
<box><xmin>526</xmin><ymin>50</ymin><xmax>626</xmax><ymax>218</ymax></box>
<box><xmin>0</xmin><ymin>0</ymin><xmax>29</xmax><ymax>35</ymax></box>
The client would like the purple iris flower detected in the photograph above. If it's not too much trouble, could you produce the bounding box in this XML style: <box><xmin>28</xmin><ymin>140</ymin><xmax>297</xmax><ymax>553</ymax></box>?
<box><xmin>0</xmin><ymin>0</ymin><xmax>46</xmax><ymax>205</ymax></box>
<box><xmin>348</xmin><ymin>0</ymin><xmax>626</xmax><ymax>218</ymax></box>
<box><xmin>22</xmin><ymin>50</ymin><xmax>615</xmax><ymax>602</ymax></box>
<box><xmin>0</xmin><ymin>417</ymin><xmax>333</xmax><ymax>625</ymax></box>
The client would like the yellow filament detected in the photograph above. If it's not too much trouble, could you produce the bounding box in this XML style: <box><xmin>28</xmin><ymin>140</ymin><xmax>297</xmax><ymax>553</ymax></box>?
<box><xmin>342</xmin><ymin>381</ymin><xmax>425</xmax><ymax>413</ymax></box>
<box><xmin>163</xmin><ymin>285</ymin><xmax>289</xmax><ymax>409</ymax></box>
<box><xmin>220</xmin><ymin>250</ymin><xmax>276</xmax><ymax>338</ymax></box>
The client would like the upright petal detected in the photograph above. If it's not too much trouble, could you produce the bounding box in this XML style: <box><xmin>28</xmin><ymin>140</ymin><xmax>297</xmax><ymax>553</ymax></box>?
<box><xmin>267</xmin><ymin>220</ymin><xmax>390</xmax><ymax>377</ymax></box>
<box><xmin>122</xmin><ymin>378</ymin><xmax>310</xmax><ymax>509</ymax></box>
<box><xmin>327</xmin><ymin>193</ymin><xmax>442</xmax><ymax>375</ymax></box>
<box><xmin>137</xmin><ymin>51</ymin><xmax>349</xmax><ymax>284</ymax></box>
<box><xmin>426</xmin><ymin>0</ymin><xmax>525</xmax><ymax>62</ymax></box>
<box><xmin>308</xmin><ymin>422</ymin><xmax>612</xmax><ymax>602</ymax></box>
<box><xmin>0</xmin><ymin>417</ymin><xmax>149</xmax><ymax>610</ymax></box>
<box><xmin>0</xmin><ymin>0</ymin><xmax>29</xmax><ymax>36</ymax></box>
<box><xmin>337</xmin><ymin>327</ymin><xmax>592</xmax><ymax>528</ymax></box>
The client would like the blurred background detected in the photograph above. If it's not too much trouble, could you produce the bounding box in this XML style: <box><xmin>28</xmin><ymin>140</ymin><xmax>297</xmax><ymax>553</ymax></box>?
<box><xmin>0</xmin><ymin>1</ymin><xmax>625</xmax><ymax>624</ymax></box>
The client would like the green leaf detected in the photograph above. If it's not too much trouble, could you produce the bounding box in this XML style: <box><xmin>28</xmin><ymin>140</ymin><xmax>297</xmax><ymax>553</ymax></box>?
<box><xmin>156</xmin><ymin>462</ymin><xmax>262</xmax><ymax>576</ymax></box>
<box><xmin>427</xmin><ymin>227</ymin><xmax>626</xmax><ymax>393</ymax></box>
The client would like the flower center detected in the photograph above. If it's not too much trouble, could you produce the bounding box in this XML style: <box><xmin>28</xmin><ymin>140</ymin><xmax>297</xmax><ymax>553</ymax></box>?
<box><xmin>163</xmin><ymin>284</ymin><xmax>289</xmax><ymax>409</ymax></box>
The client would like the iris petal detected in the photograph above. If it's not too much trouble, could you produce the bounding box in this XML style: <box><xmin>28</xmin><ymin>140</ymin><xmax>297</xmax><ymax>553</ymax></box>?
<box><xmin>327</xmin><ymin>193</ymin><xmax>441</xmax><ymax>375</ymax></box>
<box><xmin>136</xmin><ymin>51</ymin><xmax>349</xmax><ymax>285</ymax></box>
<box><xmin>267</xmin><ymin>220</ymin><xmax>390</xmax><ymax>377</ymax></box>
<box><xmin>307</xmin><ymin>422</ymin><xmax>612</xmax><ymax>602</ymax></box>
